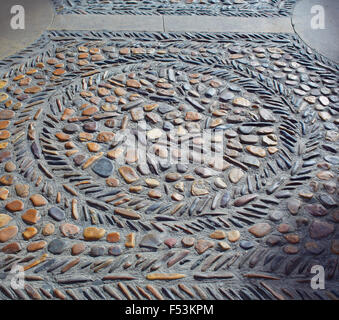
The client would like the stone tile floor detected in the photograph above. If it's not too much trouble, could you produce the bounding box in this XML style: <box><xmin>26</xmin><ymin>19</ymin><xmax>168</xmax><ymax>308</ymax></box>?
<box><xmin>0</xmin><ymin>1</ymin><xmax>338</xmax><ymax>301</ymax></box>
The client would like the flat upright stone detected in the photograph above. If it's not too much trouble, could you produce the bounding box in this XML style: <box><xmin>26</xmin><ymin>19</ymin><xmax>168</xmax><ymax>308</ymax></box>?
<box><xmin>234</xmin><ymin>194</ymin><xmax>257</xmax><ymax>207</ymax></box>
<box><xmin>114</xmin><ymin>208</ymin><xmax>141</xmax><ymax>220</ymax></box>
<box><xmin>92</xmin><ymin>158</ymin><xmax>114</xmax><ymax>178</ymax></box>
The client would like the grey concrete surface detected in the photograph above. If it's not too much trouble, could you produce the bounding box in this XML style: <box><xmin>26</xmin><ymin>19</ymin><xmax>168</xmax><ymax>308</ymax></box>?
<box><xmin>164</xmin><ymin>16</ymin><xmax>294</xmax><ymax>33</ymax></box>
<box><xmin>49</xmin><ymin>14</ymin><xmax>164</xmax><ymax>31</ymax></box>
<box><xmin>0</xmin><ymin>0</ymin><xmax>54</xmax><ymax>59</ymax></box>
<box><xmin>49</xmin><ymin>15</ymin><xmax>294</xmax><ymax>34</ymax></box>
<box><xmin>292</xmin><ymin>0</ymin><xmax>339</xmax><ymax>63</ymax></box>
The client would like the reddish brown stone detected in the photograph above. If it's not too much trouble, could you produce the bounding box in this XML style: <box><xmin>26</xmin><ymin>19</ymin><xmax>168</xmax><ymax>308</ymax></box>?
<box><xmin>1</xmin><ymin>242</ymin><xmax>21</xmax><ymax>253</ymax></box>
<box><xmin>6</xmin><ymin>200</ymin><xmax>24</xmax><ymax>212</ymax></box>
<box><xmin>22</xmin><ymin>209</ymin><xmax>40</xmax><ymax>224</ymax></box>
<box><xmin>72</xmin><ymin>243</ymin><xmax>86</xmax><ymax>255</ymax></box>
<box><xmin>27</xmin><ymin>241</ymin><xmax>47</xmax><ymax>252</ymax></box>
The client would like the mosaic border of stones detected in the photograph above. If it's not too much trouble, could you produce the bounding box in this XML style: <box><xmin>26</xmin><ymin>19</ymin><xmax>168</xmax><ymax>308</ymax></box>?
<box><xmin>51</xmin><ymin>0</ymin><xmax>298</xmax><ymax>17</ymax></box>
<box><xmin>0</xmin><ymin>30</ymin><xmax>338</xmax><ymax>300</ymax></box>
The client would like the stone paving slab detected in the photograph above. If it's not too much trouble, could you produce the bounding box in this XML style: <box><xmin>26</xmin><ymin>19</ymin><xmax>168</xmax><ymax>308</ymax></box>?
<box><xmin>0</xmin><ymin>29</ymin><xmax>338</xmax><ymax>300</ymax></box>
<box><xmin>52</xmin><ymin>0</ymin><xmax>298</xmax><ymax>17</ymax></box>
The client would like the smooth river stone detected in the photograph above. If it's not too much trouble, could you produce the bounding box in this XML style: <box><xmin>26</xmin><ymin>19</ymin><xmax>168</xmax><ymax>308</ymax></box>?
<box><xmin>0</xmin><ymin>225</ymin><xmax>18</xmax><ymax>242</ymax></box>
<box><xmin>0</xmin><ymin>214</ymin><xmax>11</xmax><ymax>227</ymax></box>
<box><xmin>119</xmin><ymin>166</ymin><xmax>139</xmax><ymax>183</ymax></box>
<box><xmin>309</xmin><ymin>220</ymin><xmax>334</xmax><ymax>239</ymax></box>
<box><xmin>229</xmin><ymin>168</ymin><xmax>244</xmax><ymax>183</ymax></box>
<box><xmin>92</xmin><ymin>158</ymin><xmax>114</xmax><ymax>178</ymax></box>
<box><xmin>83</xmin><ymin>227</ymin><xmax>106</xmax><ymax>240</ymax></box>
<box><xmin>232</xmin><ymin>97</ymin><xmax>251</xmax><ymax>107</ymax></box>
<box><xmin>248</xmin><ymin>223</ymin><xmax>272</xmax><ymax>238</ymax></box>
<box><xmin>305</xmin><ymin>204</ymin><xmax>328</xmax><ymax>217</ymax></box>
<box><xmin>48</xmin><ymin>207</ymin><xmax>65</xmax><ymax>221</ymax></box>
<box><xmin>48</xmin><ymin>239</ymin><xmax>66</xmax><ymax>254</ymax></box>
<box><xmin>287</xmin><ymin>198</ymin><xmax>301</xmax><ymax>215</ymax></box>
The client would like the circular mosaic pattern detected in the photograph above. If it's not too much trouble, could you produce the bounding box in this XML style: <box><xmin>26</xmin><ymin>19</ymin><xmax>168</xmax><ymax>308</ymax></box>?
<box><xmin>0</xmin><ymin>31</ymin><xmax>338</xmax><ymax>300</ymax></box>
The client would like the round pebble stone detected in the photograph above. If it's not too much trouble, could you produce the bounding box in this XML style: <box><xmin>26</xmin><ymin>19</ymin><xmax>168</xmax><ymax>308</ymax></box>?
<box><xmin>309</xmin><ymin>220</ymin><xmax>334</xmax><ymax>239</ymax></box>
<box><xmin>218</xmin><ymin>241</ymin><xmax>231</xmax><ymax>251</ymax></box>
<box><xmin>1</xmin><ymin>242</ymin><xmax>21</xmax><ymax>254</ymax></box>
<box><xmin>4</xmin><ymin>161</ymin><xmax>16</xmax><ymax>172</ymax></box>
<box><xmin>0</xmin><ymin>226</ymin><xmax>18</xmax><ymax>242</ymax></box>
<box><xmin>63</xmin><ymin>123</ymin><xmax>80</xmax><ymax>133</ymax></box>
<box><xmin>305</xmin><ymin>241</ymin><xmax>325</xmax><ymax>255</ymax></box>
<box><xmin>0</xmin><ymin>214</ymin><xmax>11</xmax><ymax>227</ymax></box>
<box><xmin>227</xmin><ymin>230</ymin><xmax>240</xmax><ymax>242</ymax></box>
<box><xmin>164</xmin><ymin>238</ymin><xmax>177</xmax><ymax>248</ymax></box>
<box><xmin>72</xmin><ymin>243</ymin><xmax>86</xmax><ymax>255</ymax></box>
<box><xmin>48</xmin><ymin>239</ymin><xmax>67</xmax><ymax>254</ymax></box>
<box><xmin>90</xmin><ymin>246</ymin><xmax>105</xmax><ymax>257</ymax></box>
<box><xmin>181</xmin><ymin>236</ymin><xmax>195</xmax><ymax>247</ymax></box>
<box><xmin>210</xmin><ymin>230</ymin><xmax>226</xmax><ymax>240</ymax></box>
<box><xmin>22</xmin><ymin>227</ymin><xmax>38</xmax><ymax>240</ymax></box>
<box><xmin>5</xmin><ymin>200</ymin><xmax>24</xmax><ymax>212</ymax></box>
<box><xmin>240</xmin><ymin>240</ymin><xmax>254</xmax><ymax>250</ymax></box>
<box><xmin>248</xmin><ymin>223</ymin><xmax>272</xmax><ymax>238</ymax></box>
<box><xmin>283</xmin><ymin>244</ymin><xmax>299</xmax><ymax>254</ymax></box>
<box><xmin>60</xmin><ymin>223</ymin><xmax>80</xmax><ymax>238</ymax></box>
<box><xmin>92</xmin><ymin>158</ymin><xmax>114</xmax><ymax>178</ymax></box>
<box><xmin>108</xmin><ymin>245</ymin><xmax>122</xmax><ymax>256</ymax></box>
<box><xmin>48</xmin><ymin>207</ymin><xmax>65</xmax><ymax>221</ymax></box>
<box><xmin>42</xmin><ymin>223</ymin><xmax>55</xmax><ymax>236</ymax></box>
<box><xmin>27</xmin><ymin>240</ymin><xmax>47</xmax><ymax>252</ymax></box>
<box><xmin>106</xmin><ymin>232</ymin><xmax>120</xmax><ymax>243</ymax></box>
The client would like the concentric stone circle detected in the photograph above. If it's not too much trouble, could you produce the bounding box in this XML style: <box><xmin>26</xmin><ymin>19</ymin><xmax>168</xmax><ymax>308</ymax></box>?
<box><xmin>0</xmin><ymin>30</ymin><xmax>337</xmax><ymax>300</ymax></box>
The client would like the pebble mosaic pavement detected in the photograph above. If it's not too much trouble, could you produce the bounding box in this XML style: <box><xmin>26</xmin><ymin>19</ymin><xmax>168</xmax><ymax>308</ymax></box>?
<box><xmin>0</xmin><ymin>2</ymin><xmax>338</xmax><ymax>301</ymax></box>
<box><xmin>52</xmin><ymin>0</ymin><xmax>297</xmax><ymax>17</ymax></box>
